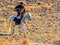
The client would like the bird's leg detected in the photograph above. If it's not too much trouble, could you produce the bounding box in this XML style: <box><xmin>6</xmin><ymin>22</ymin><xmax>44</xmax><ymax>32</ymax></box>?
<box><xmin>10</xmin><ymin>21</ymin><xmax>15</xmax><ymax>38</ymax></box>
<box><xmin>20</xmin><ymin>22</ymin><xmax>26</xmax><ymax>35</ymax></box>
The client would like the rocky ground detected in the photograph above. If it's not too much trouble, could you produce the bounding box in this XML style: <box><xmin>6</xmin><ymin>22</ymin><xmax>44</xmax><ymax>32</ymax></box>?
<box><xmin>0</xmin><ymin>0</ymin><xmax>60</xmax><ymax>45</ymax></box>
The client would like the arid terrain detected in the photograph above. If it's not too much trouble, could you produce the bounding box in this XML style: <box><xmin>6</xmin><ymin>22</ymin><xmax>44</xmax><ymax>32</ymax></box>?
<box><xmin>0</xmin><ymin>0</ymin><xmax>60</xmax><ymax>45</ymax></box>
